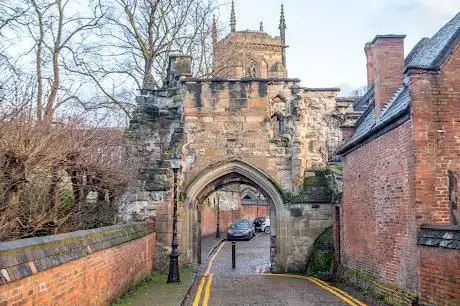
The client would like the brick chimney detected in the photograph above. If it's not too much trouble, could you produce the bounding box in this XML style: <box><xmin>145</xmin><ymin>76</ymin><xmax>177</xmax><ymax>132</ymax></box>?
<box><xmin>364</xmin><ymin>42</ymin><xmax>374</xmax><ymax>86</ymax></box>
<box><xmin>372</xmin><ymin>34</ymin><xmax>406</xmax><ymax>116</ymax></box>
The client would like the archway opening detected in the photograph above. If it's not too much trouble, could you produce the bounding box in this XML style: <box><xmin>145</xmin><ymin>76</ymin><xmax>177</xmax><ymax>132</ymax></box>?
<box><xmin>199</xmin><ymin>183</ymin><xmax>271</xmax><ymax>269</ymax></box>
<box><xmin>183</xmin><ymin>160</ymin><xmax>286</xmax><ymax>271</ymax></box>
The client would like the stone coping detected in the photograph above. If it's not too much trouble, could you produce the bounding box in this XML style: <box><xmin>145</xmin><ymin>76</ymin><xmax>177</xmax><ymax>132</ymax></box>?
<box><xmin>182</xmin><ymin>77</ymin><xmax>301</xmax><ymax>83</ymax></box>
<box><xmin>0</xmin><ymin>222</ymin><xmax>154</xmax><ymax>284</ymax></box>
<box><xmin>417</xmin><ymin>224</ymin><xmax>460</xmax><ymax>249</ymax></box>
<box><xmin>301</xmin><ymin>87</ymin><xmax>341</xmax><ymax>92</ymax></box>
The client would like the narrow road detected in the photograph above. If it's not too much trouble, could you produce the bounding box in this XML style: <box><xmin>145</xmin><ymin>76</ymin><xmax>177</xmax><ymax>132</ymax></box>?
<box><xmin>186</xmin><ymin>234</ymin><xmax>364</xmax><ymax>306</ymax></box>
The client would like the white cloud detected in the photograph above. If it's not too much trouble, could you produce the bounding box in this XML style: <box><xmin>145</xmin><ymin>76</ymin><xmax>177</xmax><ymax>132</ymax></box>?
<box><xmin>417</xmin><ymin>0</ymin><xmax>460</xmax><ymax>16</ymax></box>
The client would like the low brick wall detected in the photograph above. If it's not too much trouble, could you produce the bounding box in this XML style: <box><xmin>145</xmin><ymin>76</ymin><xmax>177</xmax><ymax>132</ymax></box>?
<box><xmin>240</xmin><ymin>205</ymin><xmax>269</xmax><ymax>220</ymax></box>
<box><xmin>201</xmin><ymin>205</ymin><xmax>270</xmax><ymax>237</ymax></box>
<box><xmin>201</xmin><ymin>208</ymin><xmax>239</xmax><ymax>237</ymax></box>
<box><xmin>418</xmin><ymin>225</ymin><xmax>460</xmax><ymax>305</ymax></box>
<box><xmin>0</xmin><ymin>222</ymin><xmax>155</xmax><ymax>306</ymax></box>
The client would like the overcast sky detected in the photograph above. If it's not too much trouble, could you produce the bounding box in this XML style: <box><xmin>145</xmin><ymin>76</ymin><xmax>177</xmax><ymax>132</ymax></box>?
<box><xmin>216</xmin><ymin>0</ymin><xmax>460</xmax><ymax>95</ymax></box>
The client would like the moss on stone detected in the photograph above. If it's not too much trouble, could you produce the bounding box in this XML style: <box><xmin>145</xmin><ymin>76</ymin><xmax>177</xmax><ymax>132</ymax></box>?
<box><xmin>307</xmin><ymin>226</ymin><xmax>334</xmax><ymax>276</ymax></box>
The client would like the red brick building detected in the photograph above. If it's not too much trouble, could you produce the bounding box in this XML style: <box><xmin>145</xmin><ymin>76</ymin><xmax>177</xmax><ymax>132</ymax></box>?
<box><xmin>336</xmin><ymin>13</ymin><xmax>460</xmax><ymax>305</ymax></box>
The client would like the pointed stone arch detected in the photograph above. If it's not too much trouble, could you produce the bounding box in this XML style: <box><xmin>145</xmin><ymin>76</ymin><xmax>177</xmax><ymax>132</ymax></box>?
<box><xmin>183</xmin><ymin>159</ymin><xmax>289</xmax><ymax>271</ymax></box>
<box><xmin>241</xmin><ymin>186</ymin><xmax>263</xmax><ymax>201</ymax></box>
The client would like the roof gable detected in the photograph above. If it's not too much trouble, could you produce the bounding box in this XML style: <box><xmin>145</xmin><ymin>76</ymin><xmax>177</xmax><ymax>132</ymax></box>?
<box><xmin>338</xmin><ymin>13</ymin><xmax>459</xmax><ymax>154</ymax></box>
<box><xmin>406</xmin><ymin>12</ymin><xmax>460</xmax><ymax>71</ymax></box>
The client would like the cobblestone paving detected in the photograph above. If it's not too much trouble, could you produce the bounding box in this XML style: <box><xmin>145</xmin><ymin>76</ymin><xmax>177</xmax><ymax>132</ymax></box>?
<box><xmin>185</xmin><ymin>234</ymin><xmax>350</xmax><ymax>306</ymax></box>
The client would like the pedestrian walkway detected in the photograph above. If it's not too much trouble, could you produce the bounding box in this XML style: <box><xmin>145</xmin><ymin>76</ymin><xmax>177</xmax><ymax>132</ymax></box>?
<box><xmin>201</xmin><ymin>233</ymin><xmax>227</xmax><ymax>259</ymax></box>
<box><xmin>111</xmin><ymin>267</ymin><xmax>195</xmax><ymax>306</ymax></box>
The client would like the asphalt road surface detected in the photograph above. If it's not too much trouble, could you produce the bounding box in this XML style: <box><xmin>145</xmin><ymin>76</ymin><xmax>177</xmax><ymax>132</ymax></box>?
<box><xmin>186</xmin><ymin>233</ymin><xmax>363</xmax><ymax>306</ymax></box>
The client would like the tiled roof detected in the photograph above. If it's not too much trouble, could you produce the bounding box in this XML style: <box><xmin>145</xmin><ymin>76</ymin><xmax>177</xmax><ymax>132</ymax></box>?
<box><xmin>338</xmin><ymin>12</ymin><xmax>459</xmax><ymax>154</ymax></box>
<box><xmin>406</xmin><ymin>12</ymin><xmax>460</xmax><ymax>70</ymax></box>
<box><xmin>338</xmin><ymin>83</ymin><xmax>410</xmax><ymax>154</ymax></box>
<box><xmin>352</xmin><ymin>84</ymin><xmax>374</xmax><ymax>112</ymax></box>
<box><xmin>377</xmin><ymin>82</ymin><xmax>410</xmax><ymax>127</ymax></box>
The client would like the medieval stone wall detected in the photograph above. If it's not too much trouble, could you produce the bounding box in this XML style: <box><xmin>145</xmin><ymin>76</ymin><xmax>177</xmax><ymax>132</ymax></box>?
<box><xmin>181</xmin><ymin>80</ymin><xmax>340</xmax><ymax>192</ymax></box>
<box><xmin>124</xmin><ymin>58</ymin><xmax>341</xmax><ymax>272</ymax></box>
<box><xmin>182</xmin><ymin>79</ymin><xmax>295</xmax><ymax>190</ymax></box>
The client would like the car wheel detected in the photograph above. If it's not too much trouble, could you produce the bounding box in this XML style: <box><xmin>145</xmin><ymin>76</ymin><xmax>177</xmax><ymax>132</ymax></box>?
<box><xmin>264</xmin><ymin>226</ymin><xmax>271</xmax><ymax>234</ymax></box>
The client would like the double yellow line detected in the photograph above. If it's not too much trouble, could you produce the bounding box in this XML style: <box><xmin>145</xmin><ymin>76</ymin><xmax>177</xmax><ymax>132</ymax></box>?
<box><xmin>266</xmin><ymin>273</ymin><xmax>367</xmax><ymax>306</ymax></box>
<box><xmin>192</xmin><ymin>241</ymin><xmax>366</xmax><ymax>306</ymax></box>
<box><xmin>192</xmin><ymin>242</ymin><xmax>226</xmax><ymax>306</ymax></box>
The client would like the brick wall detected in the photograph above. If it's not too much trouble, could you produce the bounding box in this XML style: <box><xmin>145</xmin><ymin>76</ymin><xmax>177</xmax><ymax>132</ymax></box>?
<box><xmin>418</xmin><ymin>226</ymin><xmax>460</xmax><ymax>305</ymax></box>
<box><xmin>419</xmin><ymin>245</ymin><xmax>460</xmax><ymax>305</ymax></box>
<box><xmin>341</xmin><ymin>121</ymin><xmax>418</xmax><ymax>302</ymax></box>
<box><xmin>410</xmin><ymin>44</ymin><xmax>460</xmax><ymax>225</ymax></box>
<box><xmin>240</xmin><ymin>205</ymin><xmax>269</xmax><ymax>220</ymax></box>
<box><xmin>0</xmin><ymin>223</ymin><xmax>155</xmax><ymax>306</ymax></box>
<box><xmin>201</xmin><ymin>205</ymin><xmax>269</xmax><ymax>237</ymax></box>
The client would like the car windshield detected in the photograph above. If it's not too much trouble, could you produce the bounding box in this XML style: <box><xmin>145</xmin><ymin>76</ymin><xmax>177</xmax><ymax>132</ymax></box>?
<box><xmin>230</xmin><ymin>223</ymin><xmax>249</xmax><ymax>229</ymax></box>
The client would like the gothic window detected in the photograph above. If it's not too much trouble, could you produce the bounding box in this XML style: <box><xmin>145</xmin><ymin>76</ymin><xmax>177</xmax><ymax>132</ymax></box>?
<box><xmin>246</xmin><ymin>60</ymin><xmax>258</xmax><ymax>77</ymax></box>
<box><xmin>270</xmin><ymin>113</ymin><xmax>284</xmax><ymax>138</ymax></box>
<box><xmin>269</xmin><ymin>95</ymin><xmax>287</xmax><ymax>139</ymax></box>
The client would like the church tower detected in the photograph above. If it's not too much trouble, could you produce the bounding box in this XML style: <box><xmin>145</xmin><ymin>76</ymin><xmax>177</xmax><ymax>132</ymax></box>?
<box><xmin>212</xmin><ymin>1</ymin><xmax>288</xmax><ymax>78</ymax></box>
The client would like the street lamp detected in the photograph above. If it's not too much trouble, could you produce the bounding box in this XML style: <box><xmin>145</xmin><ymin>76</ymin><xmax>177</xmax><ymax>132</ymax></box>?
<box><xmin>167</xmin><ymin>150</ymin><xmax>181</xmax><ymax>283</ymax></box>
<box><xmin>257</xmin><ymin>193</ymin><xmax>260</xmax><ymax>217</ymax></box>
<box><xmin>216</xmin><ymin>194</ymin><xmax>220</xmax><ymax>238</ymax></box>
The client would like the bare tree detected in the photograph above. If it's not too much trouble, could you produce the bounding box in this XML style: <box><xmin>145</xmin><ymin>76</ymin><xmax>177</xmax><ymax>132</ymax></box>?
<box><xmin>0</xmin><ymin>109</ymin><xmax>138</xmax><ymax>240</ymax></box>
<box><xmin>350</xmin><ymin>85</ymin><xmax>368</xmax><ymax>98</ymax></box>
<box><xmin>0</xmin><ymin>0</ymin><xmax>105</xmax><ymax>122</ymax></box>
<box><xmin>66</xmin><ymin>0</ymin><xmax>216</xmax><ymax>118</ymax></box>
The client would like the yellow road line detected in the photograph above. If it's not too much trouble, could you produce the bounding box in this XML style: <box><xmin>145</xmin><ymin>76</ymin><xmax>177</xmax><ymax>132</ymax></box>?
<box><xmin>310</xmin><ymin>276</ymin><xmax>367</xmax><ymax>306</ymax></box>
<box><xmin>192</xmin><ymin>276</ymin><xmax>207</xmax><ymax>306</ymax></box>
<box><xmin>307</xmin><ymin>277</ymin><xmax>359</xmax><ymax>306</ymax></box>
<box><xmin>204</xmin><ymin>241</ymin><xmax>226</xmax><ymax>276</ymax></box>
<box><xmin>193</xmin><ymin>241</ymin><xmax>226</xmax><ymax>305</ymax></box>
<box><xmin>265</xmin><ymin>273</ymin><xmax>366</xmax><ymax>306</ymax></box>
<box><xmin>202</xmin><ymin>274</ymin><xmax>214</xmax><ymax>306</ymax></box>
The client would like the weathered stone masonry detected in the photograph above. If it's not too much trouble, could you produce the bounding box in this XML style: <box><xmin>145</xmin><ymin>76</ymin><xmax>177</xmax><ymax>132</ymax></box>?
<box><xmin>125</xmin><ymin>68</ymin><xmax>342</xmax><ymax>272</ymax></box>
<box><xmin>122</xmin><ymin>2</ymin><xmax>356</xmax><ymax>273</ymax></box>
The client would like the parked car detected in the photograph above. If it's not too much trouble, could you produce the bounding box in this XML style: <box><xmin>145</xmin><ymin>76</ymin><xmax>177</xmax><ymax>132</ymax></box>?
<box><xmin>253</xmin><ymin>216</ymin><xmax>266</xmax><ymax>232</ymax></box>
<box><xmin>227</xmin><ymin>220</ymin><xmax>255</xmax><ymax>240</ymax></box>
<box><xmin>236</xmin><ymin>219</ymin><xmax>256</xmax><ymax>235</ymax></box>
<box><xmin>260</xmin><ymin>217</ymin><xmax>271</xmax><ymax>234</ymax></box>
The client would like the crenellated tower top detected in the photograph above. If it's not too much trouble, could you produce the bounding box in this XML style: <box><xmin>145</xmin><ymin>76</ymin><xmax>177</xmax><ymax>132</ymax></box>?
<box><xmin>212</xmin><ymin>1</ymin><xmax>288</xmax><ymax>78</ymax></box>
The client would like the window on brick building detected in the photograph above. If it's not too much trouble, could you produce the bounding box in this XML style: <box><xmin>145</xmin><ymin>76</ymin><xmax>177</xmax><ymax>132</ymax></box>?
<box><xmin>448</xmin><ymin>170</ymin><xmax>459</xmax><ymax>225</ymax></box>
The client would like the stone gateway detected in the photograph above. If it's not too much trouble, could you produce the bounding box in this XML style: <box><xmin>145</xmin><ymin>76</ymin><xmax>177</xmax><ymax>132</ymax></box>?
<box><xmin>123</xmin><ymin>2</ymin><xmax>357</xmax><ymax>272</ymax></box>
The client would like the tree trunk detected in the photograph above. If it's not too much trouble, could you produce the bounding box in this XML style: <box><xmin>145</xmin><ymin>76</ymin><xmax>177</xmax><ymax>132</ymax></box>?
<box><xmin>49</xmin><ymin>162</ymin><xmax>60</xmax><ymax>211</ymax></box>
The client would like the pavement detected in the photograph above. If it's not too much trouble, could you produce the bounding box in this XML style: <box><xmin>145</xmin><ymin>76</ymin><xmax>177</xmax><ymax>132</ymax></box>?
<box><xmin>110</xmin><ymin>234</ymin><xmax>227</xmax><ymax>306</ymax></box>
<box><xmin>110</xmin><ymin>267</ymin><xmax>195</xmax><ymax>306</ymax></box>
<box><xmin>201</xmin><ymin>233</ymin><xmax>227</xmax><ymax>259</ymax></box>
<box><xmin>184</xmin><ymin>233</ymin><xmax>367</xmax><ymax>306</ymax></box>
